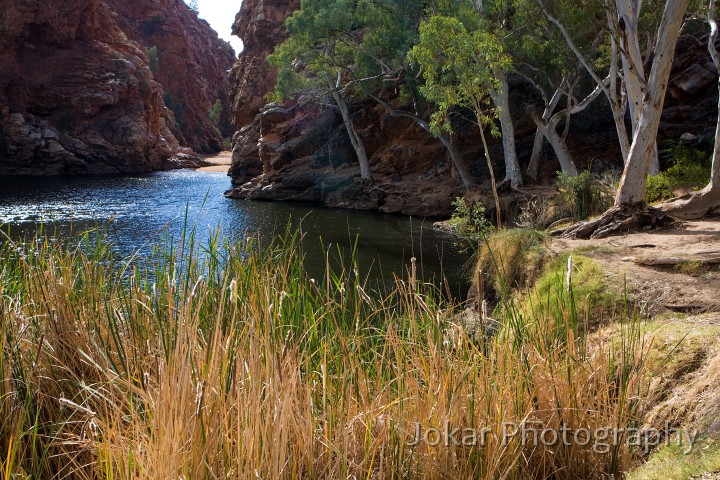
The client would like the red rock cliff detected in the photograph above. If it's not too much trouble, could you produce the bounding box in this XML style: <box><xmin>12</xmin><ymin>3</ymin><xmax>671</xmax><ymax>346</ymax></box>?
<box><xmin>0</xmin><ymin>0</ymin><xmax>181</xmax><ymax>175</ymax></box>
<box><xmin>229</xmin><ymin>0</ymin><xmax>300</xmax><ymax>129</ymax></box>
<box><xmin>108</xmin><ymin>0</ymin><xmax>236</xmax><ymax>153</ymax></box>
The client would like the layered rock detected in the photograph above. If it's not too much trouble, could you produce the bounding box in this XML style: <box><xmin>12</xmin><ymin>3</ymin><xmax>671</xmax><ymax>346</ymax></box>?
<box><xmin>229</xmin><ymin>0</ymin><xmax>300</xmax><ymax>129</ymax></box>
<box><xmin>108</xmin><ymin>0</ymin><xmax>236</xmax><ymax>153</ymax></box>
<box><xmin>0</xmin><ymin>0</ymin><xmax>184</xmax><ymax>175</ymax></box>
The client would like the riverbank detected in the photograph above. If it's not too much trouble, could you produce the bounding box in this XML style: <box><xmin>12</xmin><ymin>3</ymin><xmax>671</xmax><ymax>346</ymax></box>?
<box><xmin>196</xmin><ymin>151</ymin><xmax>233</xmax><ymax>173</ymax></box>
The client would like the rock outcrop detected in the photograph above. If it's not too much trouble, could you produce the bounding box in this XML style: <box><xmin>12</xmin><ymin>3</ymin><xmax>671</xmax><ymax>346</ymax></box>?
<box><xmin>108</xmin><ymin>0</ymin><xmax>236</xmax><ymax>153</ymax></box>
<box><xmin>0</xmin><ymin>0</ymin><xmax>233</xmax><ymax>176</ymax></box>
<box><xmin>229</xmin><ymin>0</ymin><xmax>300</xmax><ymax>129</ymax></box>
<box><xmin>0</xmin><ymin>0</ymin><xmax>183</xmax><ymax>175</ymax></box>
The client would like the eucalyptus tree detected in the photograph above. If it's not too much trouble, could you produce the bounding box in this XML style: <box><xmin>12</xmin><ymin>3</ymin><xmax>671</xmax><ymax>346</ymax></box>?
<box><xmin>268</xmin><ymin>0</ymin><xmax>374</xmax><ymax>180</ymax></box>
<box><xmin>352</xmin><ymin>0</ymin><xmax>478</xmax><ymax>187</ymax></box>
<box><xmin>510</xmin><ymin>0</ymin><xmax>606</xmax><ymax>179</ymax></box>
<box><xmin>559</xmin><ymin>0</ymin><xmax>692</xmax><ymax>237</ymax></box>
<box><xmin>537</xmin><ymin>0</ymin><xmax>673</xmax><ymax>176</ymax></box>
<box><xmin>468</xmin><ymin>0</ymin><xmax>524</xmax><ymax>188</ymax></box>
<box><xmin>410</xmin><ymin>15</ymin><xmax>513</xmax><ymax>226</ymax></box>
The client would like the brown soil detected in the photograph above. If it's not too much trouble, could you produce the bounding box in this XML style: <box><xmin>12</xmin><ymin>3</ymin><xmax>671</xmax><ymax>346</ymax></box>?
<box><xmin>551</xmin><ymin>218</ymin><xmax>720</xmax><ymax>317</ymax></box>
<box><xmin>196</xmin><ymin>152</ymin><xmax>232</xmax><ymax>173</ymax></box>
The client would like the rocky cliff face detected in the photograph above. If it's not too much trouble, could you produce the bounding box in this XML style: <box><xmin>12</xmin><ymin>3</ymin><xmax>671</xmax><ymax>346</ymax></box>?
<box><xmin>108</xmin><ymin>0</ymin><xmax>236</xmax><ymax>153</ymax></box>
<box><xmin>0</xmin><ymin>0</ymin><xmax>183</xmax><ymax>175</ymax></box>
<box><xmin>226</xmin><ymin>1</ymin><xmax>720</xmax><ymax>217</ymax></box>
<box><xmin>229</xmin><ymin>0</ymin><xmax>300</xmax><ymax>129</ymax></box>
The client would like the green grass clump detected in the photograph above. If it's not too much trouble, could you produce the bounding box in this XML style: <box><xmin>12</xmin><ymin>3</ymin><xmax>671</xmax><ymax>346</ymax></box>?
<box><xmin>472</xmin><ymin>228</ymin><xmax>547</xmax><ymax>302</ymax></box>
<box><xmin>517</xmin><ymin>253</ymin><xmax>620</xmax><ymax>336</ymax></box>
<box><xmin>0</xmin><ymin>230</ymin><xmax>649</xmax><ymax>479</ymax></box>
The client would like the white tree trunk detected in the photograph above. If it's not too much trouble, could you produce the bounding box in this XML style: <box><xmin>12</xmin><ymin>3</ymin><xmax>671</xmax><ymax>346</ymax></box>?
<box><xmin>527</xmin><ymin>131</ymin><xmax>545</xmax><ymax>180</ymax></box>
<box><xmin>491</xmin><ymin>68</ymin><xmax>523</xmax><ymax>188</ymax></box>
<box><xmin>527</xmin><ymin>89</ymin><xmax>564</xmax><ymax>180</ymax></box>
<box><xmin>533</xmin><ymin>117</ymin><xmax>580</xmax><ymax>177</ymax></box>
<box><xmin>615</xmin><ymin>0</ymin><xmax>661</xmax><ymax>174</ymax></box>
<box><xmin>708</xmin><ymin>0</ymin><xmax>720</xmax><ymax>191</ymax></box>
<box><xmin>438</xmin><ymin>135</ymin><xmax>476</xmax><ymax>188</ymax></box>
<box><xmin>326</xmin><ymin>75</ymin><xmax>372</xmax><ymax>181</ymax></box>
<box><xmin>615</xmin><ymin>0</ymin><xmax>691</xmax><ymax>205</ymax></box>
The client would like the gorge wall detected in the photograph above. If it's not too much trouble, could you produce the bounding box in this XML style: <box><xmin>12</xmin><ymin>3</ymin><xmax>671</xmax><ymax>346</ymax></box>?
<box><xmin>108</xmin><ymin>0</ymin><xmax>236</xmax><ymax>153</ymax></box>
<box><xmin>0</xmin><ymin>0</ymin><xmax>233</xmax><ymax>176</ymax></box>
<box><xmin>226</xmin><ymin>1</ymin><xmax>720</xmax><ymax>217</ymax></box>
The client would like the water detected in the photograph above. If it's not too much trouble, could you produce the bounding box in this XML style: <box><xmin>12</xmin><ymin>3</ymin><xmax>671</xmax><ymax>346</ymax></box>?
<box><xmin>0</xmin><ymin>170</ymin><xmax>471</xmax><ymax>298</ymax></box>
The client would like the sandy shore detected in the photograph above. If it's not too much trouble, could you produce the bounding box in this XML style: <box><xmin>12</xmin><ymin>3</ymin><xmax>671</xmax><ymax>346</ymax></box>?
<box><xmin>196</xmin><ymin>151</ymin><xmax>232</xmax><ymax>173</ymax></box>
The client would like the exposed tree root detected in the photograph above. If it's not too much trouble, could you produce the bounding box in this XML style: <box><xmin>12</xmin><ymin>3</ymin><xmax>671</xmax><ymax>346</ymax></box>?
<box><xmin>555</xmin><ymin>203</ymin><xmax>682</xmax><ymax>239</ymax></box>
<box><xmin>660</xmin><ymin>186</ymin><xmax>720</xmax><ymax>220</ymax></box>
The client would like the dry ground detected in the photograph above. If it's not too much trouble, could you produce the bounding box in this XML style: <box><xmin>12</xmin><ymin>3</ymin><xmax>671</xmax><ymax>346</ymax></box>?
<box><xmin>552</xmin><ymin>218</ymin><xmax>720</xmax><ymax>317</ymax></box>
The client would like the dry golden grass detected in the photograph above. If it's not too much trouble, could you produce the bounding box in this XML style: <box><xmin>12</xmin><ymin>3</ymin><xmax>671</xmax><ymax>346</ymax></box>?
<box><xmin>0</xmin><ymin>232</ymin><xmax>649</xmax><ymax>479</ymax></box>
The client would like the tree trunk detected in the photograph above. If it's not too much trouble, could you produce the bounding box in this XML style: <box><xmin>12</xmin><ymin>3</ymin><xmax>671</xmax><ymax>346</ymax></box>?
<box><xmin>326</xmin><ymin>75</ymin><xmax>372</xmax><ymax>181</ymax></box>
<box><xmin>438</xmin><ymin>135</ymin><xmax>476</xmax><ymax>188</ymax></box>
<box><xmin>491</xmin><ymin>68</ymin><xmax>523</xmax><ymax>188</ymax></box>
<box><xmin>615</xmin><ymin>0</ymin><xmax>691</xmax><ymax>206</ymax></box>
<box><xmin>615</xmin><ymin>0</ymin><xmax>661</xmax><ymax>175</ymax></box>
<box><xmin>367</xmin><ymin>94</ymin><xmax>476</xmax><ymax>187</ymax></box>
<box><xmin>527</xmin><ymin>131</ymin><xmax>545</xmax><ymax>181</ymax></box>
<box><xmin>527</xmin><ymin>89</ymin><xmax>564</xmax><ymax>180</ymax></box>
<box><xmin>476</xmin><ymin>111</ymin><xmax>502</xmax><ymax>228</ymax></box>
<box><xmin>538</xmin><ymin>119</ymin><xmax>580</xmax><ymax>177</ymax></box>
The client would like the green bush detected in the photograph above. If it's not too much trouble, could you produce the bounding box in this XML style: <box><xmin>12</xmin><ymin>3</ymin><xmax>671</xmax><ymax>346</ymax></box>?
<box><xmin>449</xmin><ymin>196</ymin><xmax>492</xmax><ymax>245</ymax></box>
<box><xmin>645</xmin><ymin>143</ymin><xmax>710</xmax><ymax>203</ymax></box>
<box><xmin>557</xmin><ymin>170</ymin><xmax>611</xmax><ymax>220</ymax></box>
<box><xmin>147</xmin><ymin>46</ymin><xmax>159</xmax><ymax>73</ymax></box>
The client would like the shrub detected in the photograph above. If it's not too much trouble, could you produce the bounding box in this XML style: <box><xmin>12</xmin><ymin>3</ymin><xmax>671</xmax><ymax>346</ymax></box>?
<box><xmin>557</xmin><ymin>170</ymin><xmax>612</xmax><ymax>220</ymax></box>
<box><xmin>645</xmin><ymin>143</ymin><xmax>710</xmax><ymax>204</ymax></box>
<box><xmin>472</xmin><ymin>228</ymin><xmax>547</xmax><ymax>303</ymax></box>
<box><xmin>147</xmin><ymin>46</ymin><xmax>159</xmax><ymax>73</ymax></box>
<box><xmin>449</xmin><ymin>196</ymin><xmax>492</xmax><ymax>245</ymax></box>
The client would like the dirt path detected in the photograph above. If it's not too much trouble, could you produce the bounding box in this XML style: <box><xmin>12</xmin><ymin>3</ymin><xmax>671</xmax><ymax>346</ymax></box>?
<box><xmin>196</xmin><ymin>151</ymin><xmax>232</xmax><ymax>173</ymax></box>
<box><xmin>551</xmin><ymin>218</ymin><xmax>720</xmax><ymax>316</ymax></box>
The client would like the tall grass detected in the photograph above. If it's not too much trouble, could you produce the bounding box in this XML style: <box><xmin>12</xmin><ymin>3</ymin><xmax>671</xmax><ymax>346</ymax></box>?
<box><xmin>0</xmin><ymin>229</ymin><xmax>648</xmax><ymax>479</ymax></box>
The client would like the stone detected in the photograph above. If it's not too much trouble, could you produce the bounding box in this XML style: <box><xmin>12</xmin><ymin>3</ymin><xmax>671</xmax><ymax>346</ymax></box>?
<box><xmin>671</xmin><ymin>64</ymin><xmax>716</xmax><ymax>95</ymax></box>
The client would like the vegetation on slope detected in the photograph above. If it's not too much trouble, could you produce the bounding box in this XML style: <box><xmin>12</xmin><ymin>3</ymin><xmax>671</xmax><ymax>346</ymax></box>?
<box><xmin>0</xmin><ymin>230</ymin><xmax>650</xmax><ymax>479</ymax></box>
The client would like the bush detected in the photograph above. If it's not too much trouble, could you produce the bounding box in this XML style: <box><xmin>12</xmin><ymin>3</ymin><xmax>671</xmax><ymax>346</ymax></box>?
<box><xmin>147</xmin><ymin>46</ymin><xmax>159</xmax><ymax>73</ymax></box>
<box><xmin>645</xmin><ymin>143</ymin><xmax>710</xmax><ymax>204</ymax></box>
<box><xmin>449</xmin><ymin>196</ymin><xmax>492</xmax><ymax>245</ymax></box>
<box><xmin>557</xmin><ymin>170</ymin><xmax>612</xmax><ymax>220</ymax></box>
<box><xmin>472</xmin><ymin>228</ymin><xmax>547</xmax><ymax>303</ymax></box>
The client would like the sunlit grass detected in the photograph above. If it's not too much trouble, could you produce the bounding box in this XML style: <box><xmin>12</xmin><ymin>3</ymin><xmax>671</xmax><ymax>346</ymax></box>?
<box><xmin>0</xmin><ymin>228</ymin><xmax>649</xmax><ymax>479</ymax></box>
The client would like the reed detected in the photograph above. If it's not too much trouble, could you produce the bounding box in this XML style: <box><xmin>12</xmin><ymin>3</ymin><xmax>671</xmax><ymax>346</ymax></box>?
<box><xmin>0</xmin><ymin>229</ymin><xmax>648</xmax><ymax>479</ymax></box>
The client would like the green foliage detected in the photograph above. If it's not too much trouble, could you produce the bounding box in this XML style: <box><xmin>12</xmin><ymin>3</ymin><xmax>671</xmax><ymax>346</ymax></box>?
<box><xmin>557</xmin><ymin>170</ymin><xmax>612</xmax><ymax>220</ymax></box>
<box><xmin>268</xmin><ymin>0</ymin><xmax>363</xmax><ymax>102</ymax></box>
<box><xmin>409</xmin><ymin>15</ymin><xmax>511</xmax><ymax>135</ymax></box>
<box><xmin>449</xmin><ymin>196</ymin><xmax>492</xmax><ymax>244</ymax></box>
<box><xmin>147</xmin><ymin>46</ymin><xmax>159</xmax><ymax>73</ymax></box>
<box><xmin>517</xmin><ymin>253</ymin><xmax>620</xmax><ymax>335</ymax></box>
<box><xmin>208</xmin><ymin>99</ymin><xmax>223</xmax><ymax>133</ymax></box>
<box><xmin>645</xmin><ymin>143</ymin><xmax>711</xmax><ymax>203</ymax></box>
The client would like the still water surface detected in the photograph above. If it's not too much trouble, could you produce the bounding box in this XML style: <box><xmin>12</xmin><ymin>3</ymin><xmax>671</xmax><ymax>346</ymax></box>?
<box><xmin>0</xmin><ymin>170</ymin><xmax>470</xmax><ymax>297</ymax></box>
